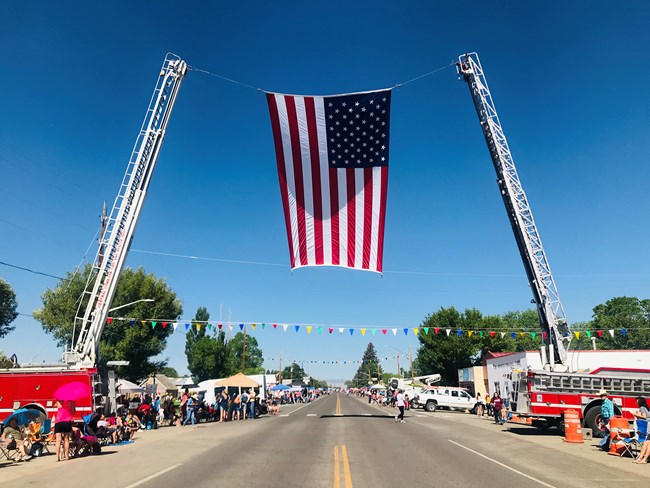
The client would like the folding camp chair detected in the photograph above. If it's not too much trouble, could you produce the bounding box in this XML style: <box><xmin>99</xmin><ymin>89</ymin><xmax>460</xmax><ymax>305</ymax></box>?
<box><xmin>27</xmin><ymin>419</ymin><xmax>52</xmax><ymax>456</ymax></box>
<box><xmin>0</xmin><ymin>437</ymin><xmax>20</xmax><ymax>462</ymax></box>
<box><xmin>622</xmin><ymin>419</ymin><xmax>648</xmax><ymax>458</ymax></box>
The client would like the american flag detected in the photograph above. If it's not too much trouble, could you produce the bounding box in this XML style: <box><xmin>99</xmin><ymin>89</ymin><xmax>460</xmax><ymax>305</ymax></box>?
<box><xmin>266</xmin><ymin>89</ymin><xmax>391</xmax><ymax>272</ymax></box>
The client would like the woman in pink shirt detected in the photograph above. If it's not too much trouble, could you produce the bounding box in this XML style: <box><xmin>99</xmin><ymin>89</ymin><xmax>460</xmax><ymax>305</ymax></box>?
<box><xmin>54</xmin><ymin>399</ymin><xmax>75</xmax><ymax>461</ymax></box>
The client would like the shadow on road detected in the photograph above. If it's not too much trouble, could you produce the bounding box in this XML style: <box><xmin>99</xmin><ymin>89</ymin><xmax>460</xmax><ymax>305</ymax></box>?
<box><xmin>320</xmin><ymin>414</ymin><xmax>396</xmax><ymax>419</ymax></box>
<box><xmin>505</xmin><ymin>426</ymin><xmax>562</xmax><ymax>437</ymax></box>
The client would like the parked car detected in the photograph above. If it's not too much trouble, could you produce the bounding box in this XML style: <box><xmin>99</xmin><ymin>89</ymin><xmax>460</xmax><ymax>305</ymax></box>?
<box><xmin>415</xmin><ymin>387</ymin><xmax>475</xmax><ymax>412</ymax></box>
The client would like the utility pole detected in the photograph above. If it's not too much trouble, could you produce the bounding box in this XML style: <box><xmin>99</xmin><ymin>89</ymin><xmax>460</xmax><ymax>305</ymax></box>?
<box><xmin>279</xmin><ymin>351</ymin><xmax>283</xmax><ymax>383</ymax></box>
<box><xmin>241</xmin><ymin>324</ymin><xmax>247</xmax><ymax>373</ymax></box>
<box><xmin>397</xmin><ymin>353</ymin><xmax>401</xmax><ymax>379</ymax></box>
<box><xmin>409</xmin><ymin>345</ymin><xmax>414</xmax><ymax>382</ymax></box>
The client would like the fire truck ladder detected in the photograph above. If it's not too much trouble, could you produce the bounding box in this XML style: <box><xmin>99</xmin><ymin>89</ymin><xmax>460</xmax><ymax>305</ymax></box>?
<box><xmin>64</xmin><ymin>54</ymin><xmax>188</xmax><ymax>366</ymax></box>
<box><xmin>457</xmin><ymin>53</ymin><xmax>570</xmax><ymax>371</ymax></box>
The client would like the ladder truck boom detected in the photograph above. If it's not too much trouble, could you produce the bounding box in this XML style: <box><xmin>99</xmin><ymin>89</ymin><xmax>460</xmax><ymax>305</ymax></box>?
<box><xmin>64</xmin><ymin>54</ymin><xmax>188</xmax><ymax>366</ymax></box>
<box><xmin>457</xmin><ymin>53</ymin><xmax>570</xmax><ymax>370</ymax></box>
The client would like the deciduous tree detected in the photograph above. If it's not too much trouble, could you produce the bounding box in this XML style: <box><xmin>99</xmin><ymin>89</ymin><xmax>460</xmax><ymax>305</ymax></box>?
<box><xmin>0</xmin><ymin>278</ymin><xmax>18</xmax><ymax>338</ymax></box>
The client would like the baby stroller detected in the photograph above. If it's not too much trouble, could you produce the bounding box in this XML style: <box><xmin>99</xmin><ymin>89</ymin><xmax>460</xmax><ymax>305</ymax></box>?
<box><xmin>84</xmin><ymin>413</ymin><xmax>112</xmax><ymax>447</ymax></box>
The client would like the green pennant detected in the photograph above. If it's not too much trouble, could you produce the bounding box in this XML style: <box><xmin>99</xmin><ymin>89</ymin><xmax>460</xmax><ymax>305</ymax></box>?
<box><xmin>318</xmin><ymin>327</ymin><xmax>322</xmax><ymax>334</ymax></box>
<box><xmin>262</xmin><ymin>323</ymin><xmax>266</xmax><ymax>329</ymax></box>
<box><xmin>586</xmin><ymin>331</ymin><xmax>591</xmax><ymax>338</ymax></box>
<box><xmin>371</xmin><ymin>329</ymin><xmax>377</xmax><ymax>335</ymax></box>
<box><xmin>151</xmin><ymin>321</ymin><xmax>157</xmax><ymax>329</ymax></box>
<box><xmin>531</xmin><ymin>332</ymin><xmax>536</xmax><ymax>339</ymax></box>
<box><xmin>479</xmin><ymin>331</ymin><xmax>484</xmax><ymax>338</ymax></box>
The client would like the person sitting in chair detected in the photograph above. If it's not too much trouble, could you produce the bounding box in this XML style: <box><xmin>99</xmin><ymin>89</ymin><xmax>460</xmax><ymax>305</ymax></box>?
<box><xmin>1</xmin><ymin>418</ymin><xmax>32</xmax><ymax>461</ymax></box>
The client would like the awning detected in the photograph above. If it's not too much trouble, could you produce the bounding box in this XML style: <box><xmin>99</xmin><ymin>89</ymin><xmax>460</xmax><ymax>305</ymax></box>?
<box><xmin>216</xmin><ymin>373</ymin><xmax>260</xmax><ymax>388</ymax></box>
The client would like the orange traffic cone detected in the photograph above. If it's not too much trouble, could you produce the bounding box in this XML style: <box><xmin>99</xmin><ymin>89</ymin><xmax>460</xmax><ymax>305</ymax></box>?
<box><xmin>563</xmin><ymin>409</ymin><xmax>584</xmax><ymax>443</ymax></box>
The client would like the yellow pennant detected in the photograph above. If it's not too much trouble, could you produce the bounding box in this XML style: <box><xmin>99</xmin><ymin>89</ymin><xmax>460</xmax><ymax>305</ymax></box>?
<box><xmin>468</xmin><ymin>331</ymin><xmax>473</xmax><ymax>337</ymax></box>
<box><xmin>197</xmin><ymin>324</ymin><xmax>201</xmax><ymax>331</ymax></box>
<box><xmin>414</xmin><ymin>328</ymin><xmax>419</xmax><ymax>335</ymax></box>
<box><xmin>575</xmin><ymin>331</ymin><xmax>581</xmax><ymax>339</ymax></box>
<box><xmin>251</xmin><ymin>323</ymin><xmax>256</xmax><ymax>330</ymax></box>
<box><xmin>361</xmin><ymin>328</ymin><xmax>366</xmax><ymax>336</ymax></box>
<box><xmin>520</xmin><ymin>332</ymin><xmax>525</xmax><ymax>337</ymax></box>
<box><xmin>306</xmin><ymin>326</ymin><xmax>312</xmax><ymax>334</ymax></box>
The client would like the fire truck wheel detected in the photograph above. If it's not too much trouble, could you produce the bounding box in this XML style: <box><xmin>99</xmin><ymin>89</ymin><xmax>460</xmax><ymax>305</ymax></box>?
<box><xmin>584</xmin><ymin>407</ymin><xmax>604</xmax><ymax>438</ymax></box>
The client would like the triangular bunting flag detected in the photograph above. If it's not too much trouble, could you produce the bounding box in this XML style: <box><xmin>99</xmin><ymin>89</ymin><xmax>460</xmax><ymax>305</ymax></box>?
<box><xmin>173</xmin><ymin>322</ymin><xmax>178</xmax><ymax>331</ymax></box>
<box><xmin>608</xmin><ymin>329</ymin><xmax>614</xmax><ymax>337</ymax></box>
<box><xmin>371</xmin><ymin>329</ymin><xmax>377</xmax><ymax>336</ymax></box>
<box><xmin>228</xmin><ymin>324</ymin><xmax>234</xmax><ymax>332</ymax></box>
<box><xmin>251</xmin><ymin>324</ymin><xmax>256</xmax><ymax>331</ymax></box>
<box><xmin>621</xmin><ymin>328</ymin><xmax>627</xmax><ymax>337</ymax></box>
<box><xmin>457</xmin><ymin>330</ymin><xmax>463</xmax><ymax>337</ymax></box>
<box><xmin>328</xmin><ymin>328</ymin><xmax>333</xmax><ymax>334</ymax></box>
<box><xmin>196</xmin><ymin>324</ymin><xmax>201</xmax><ymax>331</ymax></box>
<box><xmin>479</xmin><ymin>331</ymin><xmax>483</xmax><ymax>338</ymax></box>
<box><xmin>510</xmin><ymin>332</ymin><xmax>516</xmax><ymax>339</ymax></box>
<box><xmin>130</xmin><ymin>320</ymin><xmax>135</xmax><ymax>326</ymax></box>
<box><xmin>142</xmin><ymin>320</ymin><xmax>146</xmax><ymax>326</ymax></box>
<box><xmin>318</xmin><ymin>327</ymin><xmax>322</xmax><ymax>334</ymax></box>
<box><xmin>597</xmin><ymin>330</ymin><xmax>603</xmax><ymax>337</ymax></box>
<box><xmin>500</xmin><ymin>332</ymin><xmax>506</xmax><ymax>338</ymax></box>
<box><xmin>381</xmin><ymin>329</ymin><xmax>387</xmax><ymax>335</ymax></box>
<box><xmin>574</xmin><ymin>331</ymin><xmax>580</xmax><ymax>339</ymax></box>
<box><xmin>360</xmin><ymin>328</ymin><xmax>366</xmax><ymax>336</ymax></box>
<box><xmin>218</xmin><ymin>323</ymin><xmax>223</xmax><ymax>330</ymax></box>
<box><xmin>520</xmin><ymin>332</ymin><xmax>525</xmax><ymax>338</ymax></box>
<box><xmin>489</xmin><ymin>331</ymin><xmax>495</xmax><ymax>338</ymax></box>
<box><xmin>185</xmin><ymin>323</ymin><xmax>190</xmax><ymax>331</ymax></box>
<box><xmin>414</xmin><ymin>328</ymin><xmax>419</xmax><ymax>335</ymax></box>
<box><xmin>586</xmin><ymin>331</ymin><xmax>591</xmax><ymax>338</ymax></box>
<box><xmin>423</xmin><ymin>327</ymin><xmax>429</xmax><ymax>335</ymax></box>
<box><xmin>349</xmin><ymin>329</ymin><xmax>354</xmax><ymax>336</ymax></box>
<box><xmin>152</xmin><ymin>321</ymin><xmax>157</xmax><ymax>329</ymax></box>
<box><xmin>468</xmin><ymin>331</ymin><xmax>473</xmax><ymax>337</ymax></box>
<box><xmin>445</xmin><ymin>329</ymin><xmax>451</xmax><ymax>336</ymax></box>
<box><xmin>542</xmin><ymin>331</ymin><xmax>547</xmax><ymax>340</ymax></box>
<box><xmin>531</xmin><ymin>332</ymin><xmax>536</xmax><ymax>339</ymax></box>
<box><xmin>434</xmin><ymin>327</ymin><xmax>439</xmax><ymax>334</ymax></box>
<box><xmin>162</xmin><ymin>322</ymin><xmax>168</xmax><ymax>329</ymax></box>
<box><xmin>391</xmin><ymin>328</ymin><xmax>397</xmax><ymax>336</ymax></box>
<box><xmin>107</xmin><ymin>317</ymin><xmax>113</xmax><ymax>325</ymax></box>
<box><xmin>403</xmin><ymin>328</ymin><xmax>409</xmax><ymax>336</ymax></box>
<box><xmin>239</xmin><ymin>324</ymin><xmax>244</xmax><ymax>331</ymax></box>
<box><xmin>339</xmin><ymin>328</ymin><xmax>344</xmax><ymax>334</ymax></box>
<box><xmin>294</xmin><ymin>325</ymin><xmax>300</xmax><ymax>333</ymax></box>
<box><xmin>282</xmin><ymin>324</ymin><xmax>288</xmax><ymax>332</ymax></box>
<box><xmin>307</xmin><ymin>326</ymin><xmax>312</xmax><ymax>334</ymax></box>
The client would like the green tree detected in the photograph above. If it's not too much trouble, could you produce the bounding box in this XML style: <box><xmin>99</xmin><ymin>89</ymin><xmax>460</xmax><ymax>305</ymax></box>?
<box><xmin>350</xmin><ymin>343</ymin><xmax>380</xmax><ymax>387</ymax></box>
<box><xmin>158</xmin><ymin>366</ymin><xmax>179</xmax><ymax>378</ymax></box>
<box><xmin>226</xmin><ymin>331</ymin><xmax>263</xmax><ymax>374</ymax></box>
<box><xmin>0</xmin><ymin>278</ymin><xmax>19</xmax><ymax>338</ymax></box>
<box><xmin>34</xmin><ymin>265</ymin><xmax>182</xmax><ymax>381</ymax></box>
<box><xmin>0</xmin><ymin>351</ymin><xmax>14</xmax><ymax>368</ymax></box>
<box><xmin>185</xmin><ymin>306</ymin><xmax>209</xmax><ymax>367</ymax></box>
<box><xmin>185</xmin><ymin>307</ymin><xmax>232</xmax><ymax>382</ymax></box>
<box><xmin>281</xmin><ymin>362</ymin><xmax>306</xmax><ymax>381</ymax></box>
<box><xmin>590</xmin><ymin>296</ymin><xmax>650</xmax><ymax>349</ymax></box>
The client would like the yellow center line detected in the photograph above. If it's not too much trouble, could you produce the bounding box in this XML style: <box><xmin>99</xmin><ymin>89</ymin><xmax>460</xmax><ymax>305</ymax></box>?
<box><xmin>336</xmin><ymin>394</ymin><xmax>341</xmax><ymax>415</ymax></box>
<box><xmin>334</xmin><ymin>445</ymin><xmax>341</xmax><ymax>488</ymax></box>
<box><xmin>341</xmin><ymin>445</ymin><xmax>353</xmax><ymax>488</ymax></box>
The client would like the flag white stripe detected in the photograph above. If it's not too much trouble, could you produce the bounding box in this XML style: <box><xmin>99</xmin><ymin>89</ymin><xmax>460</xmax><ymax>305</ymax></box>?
<box><xmin>275</xmin><ymin>96</ymin><xmax>301</xmax><ymax>267</ymax></box>
<box><xmin>337</xmin><ymin>168</ymin><xmax>348</xmax><ymax>265</ymax></box>
<box><xmin>314</xmin><ymin>98</ymin><xmax>331</xmax><ymax>265</ymax></box>
<box><xmin>294</xmin><ymin>97</ymin><xmax>315</xmax><ymax>265</ymax></box>
<box><xmin>354</xmin><ymin>168</ymin><xmax>364</xmax><ymax>268</ymax></box>
<box><xmin>370</xmin><ymin>166</ymin><xmax>381</xmax><ymax>270</ymax></box>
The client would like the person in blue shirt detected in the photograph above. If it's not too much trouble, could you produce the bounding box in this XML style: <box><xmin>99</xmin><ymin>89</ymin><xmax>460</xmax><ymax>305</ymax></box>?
<box><xmin>598</xmin><ymin>389</ymin><xmax>615</xmax><ymax>450</ymax></box>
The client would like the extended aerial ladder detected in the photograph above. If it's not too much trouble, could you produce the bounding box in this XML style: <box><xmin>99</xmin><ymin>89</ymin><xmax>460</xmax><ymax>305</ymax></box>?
<box><xmin>63</xmin><ymin>54</ymin><xmax>188</xmax><ymax>366</ymax></box>
<box><xmin>457</xmin><ymin>53</ymin><xmax>570</xmax><ymax>371</ymax></box>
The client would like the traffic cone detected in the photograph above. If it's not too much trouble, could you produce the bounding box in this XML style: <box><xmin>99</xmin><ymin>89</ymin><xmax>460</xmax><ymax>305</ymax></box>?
<box><xmin>563</xmin><ymin>409</ymin><xmax>584</xmax><ymax>443</ymax></box>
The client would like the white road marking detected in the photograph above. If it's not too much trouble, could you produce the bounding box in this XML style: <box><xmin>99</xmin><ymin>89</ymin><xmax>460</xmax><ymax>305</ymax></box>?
<box><xmin>448</xmin><ymin>440</ymin><xmax>558</xmax><ymax>488</ymax></box>
<box><xmin>123</xmin><ymin>463</ymin><xmax>182</xmax><ymax>488</ymax></box>
<box><xmin>279</xmin><ymin>414</ymin><xmax>289</xmax><ymax>417</ymax></box>
<box><xmin>334</xmin><ymin>413</ymin><xmax>344</xmax><ymax>417</ymax></box>
<box><xmin>307</xmin><ymin>413</ymin><xmax>316</xmax><ymax>417</ymax></box>
<box><xmin>285</xmin><ymin>402</ymin><xmax>314</xmax><ymax>416</ymax></box>
<box><xmin>362</xmin><ymin>413</ymin><xmax>371</xmax><ymax>416</ymax></box>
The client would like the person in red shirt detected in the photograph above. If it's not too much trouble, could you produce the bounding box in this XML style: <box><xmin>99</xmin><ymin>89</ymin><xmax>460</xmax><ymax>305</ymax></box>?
<box><xmin>492</xmin><ymin>393</ymin><xmax>503</xmax><ymax>424</ymax></box>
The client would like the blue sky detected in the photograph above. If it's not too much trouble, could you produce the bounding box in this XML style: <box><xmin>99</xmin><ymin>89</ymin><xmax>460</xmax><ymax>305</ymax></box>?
<box><xmin>1</xmin><ymin>2</ymin><xmax>649</xmax><ymax>383</ymax></box>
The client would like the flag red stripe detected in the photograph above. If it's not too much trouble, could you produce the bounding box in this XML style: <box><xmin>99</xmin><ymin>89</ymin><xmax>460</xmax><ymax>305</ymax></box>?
<box><xmin>304</xmin><ymin>97</ymin><xmax>324</xmax><ymax>265</ymax></box>
<box><xmin>362</xmin><ymin>167</ymin><xmax>373</xmax><ymax>269</ymax></box>
<box><xmin>329</xmin><ymin>167</ymin><xmax>339</xmax><ymax>265</ymax></box>
<box><xmin>266</xmin><ymin>94</ymin><xmax>295</xmax><ymax>268</ymax></box>
<box><xmin>376</xmin><ymin>165</ymin><xmax>389</xmax><ymax>272</ymax></box>
<box><xmin>346</xmin><ymin>169</ymin><xmax>356</xmax><ymax>268</ymax></box>
<box><xmin>285</xmin><ymin>96</ymin><xmax>308</xmax><ymax>266</ymax></box>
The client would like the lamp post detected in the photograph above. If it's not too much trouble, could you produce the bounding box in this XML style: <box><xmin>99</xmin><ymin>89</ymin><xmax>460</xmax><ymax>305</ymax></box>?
<box><xmin>108</xmin><ymin>298</ymin><xmax>155</xmax><ymax>314</ymax></box>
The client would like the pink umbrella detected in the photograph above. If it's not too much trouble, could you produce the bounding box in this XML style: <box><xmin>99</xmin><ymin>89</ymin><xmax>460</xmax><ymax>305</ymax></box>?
<box><xmin>53</xmin><ymin>381</ymin><xmax>93</xmax><ymax>401</ymax></box>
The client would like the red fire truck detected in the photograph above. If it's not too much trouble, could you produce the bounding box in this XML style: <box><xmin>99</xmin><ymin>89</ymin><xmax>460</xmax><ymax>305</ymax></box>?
<box><xmin>0</xmin><ymin>54</ymin><xmax>188</xmax><ymax>424</ymax></box>
<box><xmin>458</xmin><ymin>54</ymin><xmax>650</xmax><ymax>435</ymax></box>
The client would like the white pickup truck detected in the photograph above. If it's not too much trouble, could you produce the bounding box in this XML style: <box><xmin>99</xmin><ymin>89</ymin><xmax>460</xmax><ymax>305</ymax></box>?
<box><xmin>414</xmin><ymin>387</ymin><xmax>475</xmax><ymax>412</ymax></box>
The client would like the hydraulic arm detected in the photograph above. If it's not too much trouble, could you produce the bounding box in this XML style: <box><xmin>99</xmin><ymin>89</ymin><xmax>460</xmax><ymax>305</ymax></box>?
<box><xmin>64</xmin><ymin>54</ymin><xmax>187</xmax><ymax>366</ymax></box>
<box><xmin>457</xmin><ymin>53</ymin><xmax>570</xmax><ymax>370</ymax></box>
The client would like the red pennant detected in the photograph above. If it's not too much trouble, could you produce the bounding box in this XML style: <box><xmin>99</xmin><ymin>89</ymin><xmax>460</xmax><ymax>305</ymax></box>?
<box><xmin>543</xmin><ymin>331</ymin><xmax>547</xmax><ymax>340</ymax></box>
<box><xmin>328</xmin><ymin>328</ymin><xmax>333</xmax><ymax>334</ymax></box>
<box><xmin>381</xmin><ymin>329</ymin><xmax>387</xmax><ymax>335</ymax></box>
<box><xmin>162</xmin><ymin>322</ymin><xmax>168</xmax><ymax>328</ymax></box>
<box><xmin>218</xmin><ymin>323</ymin><xmax>223</xmax><ymax>330</ymax></box>
<box><xmin>273</xmin><ymin>323</ymin><xmax>278</xmax><ymax>329</ymax></box>
<box><xmin>107</xmin><ymin>317</ymin><xmax>113</xmax><ymax>325</ymax></box>
<box><xmin>434</xmin><ymin>328</ymin><xmax>440</xmax><ymax>334</ymax></box>
<box><xmin>597</xmin><ymin>330</ymin><xmax>603</xmax><ymax>337</ymax></box>
<box><xmin>489</xmin><ymin>331</ymin><xmax>495</xmax><ymax>338</ymax></box>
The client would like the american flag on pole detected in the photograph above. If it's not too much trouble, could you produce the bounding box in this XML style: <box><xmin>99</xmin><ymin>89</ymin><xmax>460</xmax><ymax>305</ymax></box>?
<box><xmin>266</xmin><ymin>89</ymin><xmax>392</xmax><ymax>272</ymax></box>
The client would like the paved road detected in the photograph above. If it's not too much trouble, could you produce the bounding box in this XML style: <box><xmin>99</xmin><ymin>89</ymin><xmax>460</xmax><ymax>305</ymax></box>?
<box><xmin>2</xmin><ymin>394</ymin><xmax>648</xmax><ymax>487</ymax></box>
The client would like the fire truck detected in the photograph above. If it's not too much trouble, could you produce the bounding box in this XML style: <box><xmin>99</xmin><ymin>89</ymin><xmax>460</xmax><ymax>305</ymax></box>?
<box><xmin>0</xmin><ymin>54</ymin><xmax>188</xmax><ymax>424</ymax></box>
<box><xmin>458</xmin><ymin>53</ymin><xmax>650</xmax><ymax>435</ymax></box>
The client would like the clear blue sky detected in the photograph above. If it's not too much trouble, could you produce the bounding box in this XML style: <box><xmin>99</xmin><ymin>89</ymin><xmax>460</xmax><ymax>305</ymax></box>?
<box><xmin>1</xmin><ymin>2</ymin><xmax>649</xmax><ymax>384</ymax></box>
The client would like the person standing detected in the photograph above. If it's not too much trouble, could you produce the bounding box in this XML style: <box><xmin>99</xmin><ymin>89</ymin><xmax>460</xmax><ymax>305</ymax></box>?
<box><xmin>248</xmin><ymin>389</ymin><xmax>256</xmax><ymax>420</ymax></box>
<box><xmin>598</xmin><ymin>389</ymin><xmax>614</xmax><ymax>450</ymax></box>
<box><xmin>633</xmin><ymin>396</ymin><xmax>649</xmax><ymax>463</ymax></box>
<box><xmin>475</xmin><ymin>393</ymin><xmax>484</xmax><ymax>417</ymax></box>
<box><xmin>183</xmin><ymin>395</ymin><xmax>196</xmax><ymax>426</ymax></box>
<box><xmin>485</xmin><ymin>393</ymin><xmax>492</xmax><ymax>417</ymax></box>
<box><xmin>395</xmin><ymin>390</ymin><xmax>406</xmax><ymax>423</ymax></box>
<box><xmin>54</xmin><ymin>399</ymin><xmax>75</xmax><ymax>461</ymax></box>
<box><xmin>492</xmin><ymin>393</ymin><xmax>503</xmax><ymax>424</ymax></box>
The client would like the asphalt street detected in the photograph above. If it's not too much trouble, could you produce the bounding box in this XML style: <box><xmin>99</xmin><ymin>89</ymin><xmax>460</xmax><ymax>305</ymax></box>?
<box><xmin>1</xmin><ymin>394</ymin><xmax>648</xmax><ymax>487</ymax></box>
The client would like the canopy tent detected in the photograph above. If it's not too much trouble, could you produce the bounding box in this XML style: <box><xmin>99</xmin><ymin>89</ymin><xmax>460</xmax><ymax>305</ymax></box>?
<box><xmin>117</xmin><ymin>378</ymin><xmax>144</xmax><ymax>394</ymax></box>
<box><xmin>216</xmin><ymin>373</ymin><xmax>260</xmax><ymax>388</ymax></box>
<box><xmin>270</xmin><ymin>384</ymin><xmax>290</xmax><ymax>391</ymax></box>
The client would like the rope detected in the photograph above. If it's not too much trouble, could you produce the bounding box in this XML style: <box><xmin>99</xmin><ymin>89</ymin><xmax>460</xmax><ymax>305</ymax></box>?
<box><xmin>187</xmin><ymin>60</ymin><xmax>457</xmax><ymax>94</ymax></box>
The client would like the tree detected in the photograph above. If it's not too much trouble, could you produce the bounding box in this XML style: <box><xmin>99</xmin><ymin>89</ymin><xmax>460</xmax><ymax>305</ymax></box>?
<box><xmin>226</xmin><ymin>331</ymin><xmax>263</xmax><ymax>374</ymax></box>
<box><xmin>350</xmin><ymin>343</ymin><xmax>380</xmax><ymax>387</ymax></box>
<box><xmin>34</xmin><ymin>265</ymin><xmax>182</xmax><ymax>381</ymax></box>
<box><xmin>590</xmin><ymin>296</ymin><xmax>650</xmax><ymax>349</ymax></box>
<box><xmin>158</xmin><ymin>366</ymin><xmax>179</xmax><ymax>378</ymax></box>
<box><xmin>0</xmin><ymin>278</ymin><xmax>18</xmax><ymax>338</ymax></box>
<box><xmin>282</xmin><ymin>362</ymin><xmax>306</xmax><ymax>381</ymax></box>
<box><xmin>0</xmin><ymin>351</ymin><xmax>14</xmax><ymax>368</ymax></box>
<box><xmin>185</xmin><ymin>307</ymin><xmax>231</xmax><ymax>382</ymax></box>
